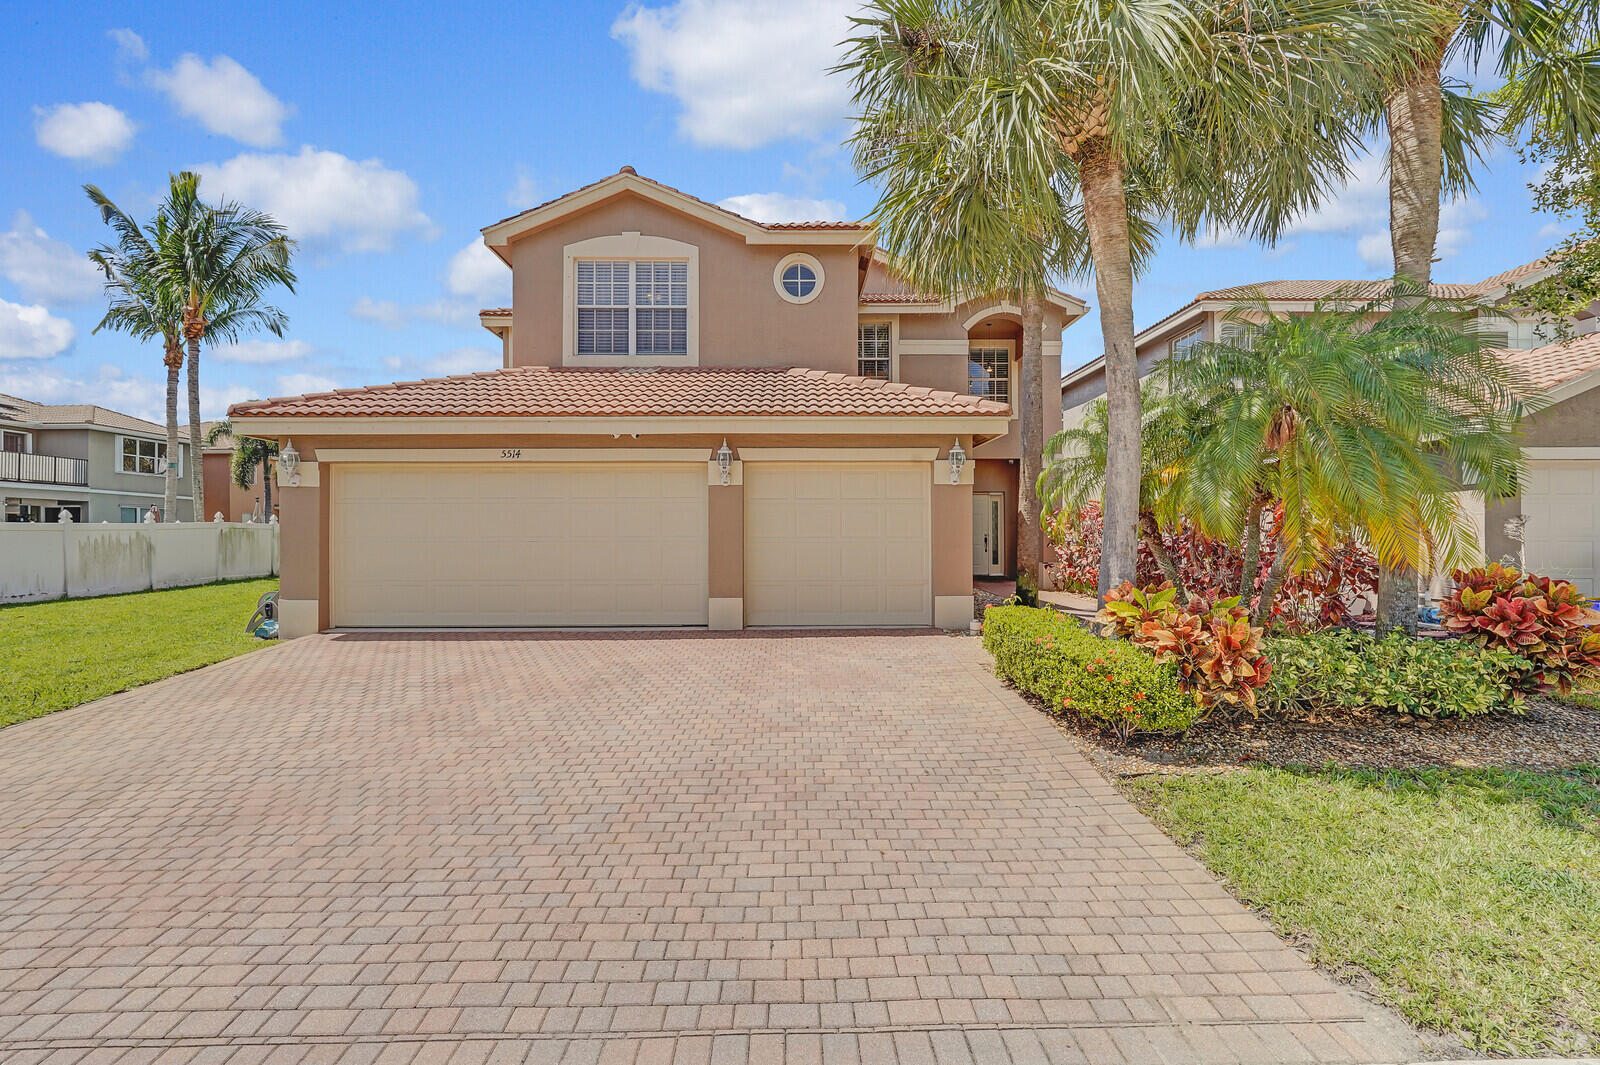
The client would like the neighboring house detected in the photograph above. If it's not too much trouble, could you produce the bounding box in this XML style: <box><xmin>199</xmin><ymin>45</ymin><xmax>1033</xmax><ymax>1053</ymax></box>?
<box><xmin>230</xmin><ymin>167</ymin><xmax>1088</xmax><ymax>637</ymax></box>
<box><xmin>1059</xmin><ymin>258</ymin><xmax>1600</xmax><ymax>595</ymax></box>
<box><xmin>198</xmin><ymin>422</ymin><xmax>276</xmax><ymax>523</ymax></box>
<box><xmin>1</xmin><ymin>393</ymin><xmax>194</xmax><ymax>523</ymax></box>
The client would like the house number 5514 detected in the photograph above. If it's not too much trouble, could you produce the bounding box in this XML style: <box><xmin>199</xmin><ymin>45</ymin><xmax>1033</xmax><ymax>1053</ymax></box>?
<box><xmin>500</xmin><ymin>449</ymin><xmax>522</xmax><ymax>459</ymax></box>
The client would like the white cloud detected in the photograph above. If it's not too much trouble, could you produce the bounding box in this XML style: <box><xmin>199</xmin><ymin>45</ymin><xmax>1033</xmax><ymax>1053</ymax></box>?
<box><xmin>109</xmin><ymin>28</ymin><xmax>148</xmax><ymax>62</ymax></box>
<box><xmin>196</xmin><ymin>147</ymin><xmax>431</xmax><ymax>252</ymax></box>
<box><xmin>1437</xmin><ymin>198</ymin><xmax>1487</xmax><ymax>262</ymax></box>
<box><xmin>0</xmin><ymin>213</ymin><xmax>103</xmax><ymax>304</ymax></box>
<box><xmin>717</xmin><ymin>192</ymin><xmax>848</xmax><ymax>223</ymax></box>
<box><xmin>612</xmin><ymin>0</ymin><xmax>857</xmax><ymax>149</ymax></box>
<box><xmin>1287</xmin><ymin>152</ymin><xmax>1390</xmax><ymax>238</ymax></box>
<box><xmin>148</xmin><ymin>54</ymin><xmax>291</xmax><ymax>147</ymax></box>
<box><xmin>445</xmin><ymin>239</ymin><xmax>511</xmax><ymax>302</ymax></box>
<box><xmin>1356</xmin><ymin>232</ymin><xmax>1392</xmax><ymax>269</ymax></box>
<box><xmin>210</xmin><ymin>338</ymin><xmax>313</xmax><ymax>364</ymax></box>
<box><xmin>0</xmin><ymin>299</ymin><xmax>75</xmax><ymax>360</ymax></box>
<box><xmin>351</xmin><ymin>296</ymin><xmax>406</xmax><ymax>328</ymax></box>
<box><xmin>507</xmin><ymin>169</ymin><xmax>539</xmax><ymax>210</ymax></box>
<box><xmin>350</xmin><ymin>295</ymin><xmax>476</xmax><ymax>328</ymax></box>
<box><xmin>429</xmin><ymin>347</ymin><xmax>498</xmax><ymax>375</ymax></box>
<box><xmin>33</xmin><ymin>102</ymin><xmax>137</xmax><ymax>164</ymax></box>
<box><xmin>275</xmin><ymin>372</ymin><xmax>338</xmax><ymax>395</ymax></box>
<box><xmin>0</xmin><ymin>363</ymin><xmax>251</xmax><ymax>421</ymax></box>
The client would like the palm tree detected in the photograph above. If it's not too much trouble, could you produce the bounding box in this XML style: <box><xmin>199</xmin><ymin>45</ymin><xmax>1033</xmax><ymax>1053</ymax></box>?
<box><xmin>152</xmin><ymin>172</ymin><xmax>296</xmax><ymax>522</ymax></box>
<box><xmin>1038</xmin><ymin>392</ymin><xmax>1197</xmax><ymax>598</ymax></box>
<box><xmin>84</xmin><ymin>186</ymin><xmax>186</xmax><ymax>520</ymax></box>
<box><xmin>1173</xmin><ymin>294</ymin><xmax>1531</xmax><ymax>625</ymax></box>
<box><xmin>842</xmin><ymin>0</ymin><xmax>1415</xmax><ymax>599</ymax></box>
<box><xmin>206</xmin><ymin>419</ymin><xmax>277</xmax><ymax>521</ymax></box>
<box><xmin>1372</xmin><ymin>0</ymin><xmax>1600</xmax><ymax>631</ymax></box>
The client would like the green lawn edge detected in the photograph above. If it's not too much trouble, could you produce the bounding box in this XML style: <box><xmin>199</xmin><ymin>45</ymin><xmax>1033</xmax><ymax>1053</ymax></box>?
<box><xmin>0</xmin><ymin>578</ymin><xmax>280</xmax><ymax>729</ymax></box>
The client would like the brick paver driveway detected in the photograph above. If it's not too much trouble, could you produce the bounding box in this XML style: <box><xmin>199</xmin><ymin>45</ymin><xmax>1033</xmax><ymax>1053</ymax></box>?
<box><xmin>0</xmin><ymin>632</ymin><xmax>1418</xmax><ymax>1065</ymax></box>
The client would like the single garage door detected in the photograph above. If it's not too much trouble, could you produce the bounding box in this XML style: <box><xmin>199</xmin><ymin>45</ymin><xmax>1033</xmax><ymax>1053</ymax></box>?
<box><xmin>745</xmin><ymin>462</ymin><xmax>931</xmax><ymax>626</ymax></box>
<box><xmin>1522</xmin><ymin>459</ymin><xmax>1600</xmax><ymax>597</ymax></box>
<box><xmin>330</xmin><ymin>463</ymin><xmax>708</xmax><ymax>627</ymax></box>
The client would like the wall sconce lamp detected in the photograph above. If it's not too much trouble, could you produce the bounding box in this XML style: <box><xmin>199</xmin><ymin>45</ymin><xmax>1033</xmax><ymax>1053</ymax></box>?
<box><xmin>716</xmin><ymin>439</ymin><xmax>733</xmax><ymax>486</ymax></box>
<box><xmin>948</xmin><ymin>438</ymin><xmax>966</xmax><ymax>484</ymax></box>
<box><xmin>278</xmin><ymin>439</ymin><xmax>302</xmax><ymax>487</ymax></box>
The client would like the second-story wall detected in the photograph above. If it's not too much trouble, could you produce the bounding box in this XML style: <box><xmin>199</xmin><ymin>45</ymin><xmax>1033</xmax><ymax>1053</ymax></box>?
<box><xmin>505</xmin><ymin>193</ymin><xmax>861</xmax><ymax>371</ymax></box>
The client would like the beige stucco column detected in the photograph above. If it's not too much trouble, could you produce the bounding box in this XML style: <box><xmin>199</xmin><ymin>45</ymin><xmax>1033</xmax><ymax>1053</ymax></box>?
<box><xmin>931</xmin><ymin>441</ymin><xmax>975</xmax><ymax>630</ymax></box>
<box><xmin>274</xmin><ymin>462</ymin><xmax>324</xmax><ymax>638</ymax></box>
<box><xmin>707</xmin><ymin>458</ymin><xmax>744</xmax><ymax>630</ymax></box>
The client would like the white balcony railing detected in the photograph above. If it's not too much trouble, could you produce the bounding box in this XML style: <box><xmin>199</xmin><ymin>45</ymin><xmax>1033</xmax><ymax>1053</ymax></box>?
<box><xmin>0</xmin><ymin>451</ymin><xmax>89</xmax><ymax>486</ymax></box>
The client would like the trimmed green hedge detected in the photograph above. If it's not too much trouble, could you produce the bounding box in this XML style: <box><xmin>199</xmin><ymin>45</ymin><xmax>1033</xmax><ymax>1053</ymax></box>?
<box><xmin>982</xmin><ymin>604</ymin><xmax>1200</xmax><ymax>738</ymax></box>
<box><xmin>1263</xmin><ymin>628</ymin><xmax>1530</xmax><ymax>718</ymax></box>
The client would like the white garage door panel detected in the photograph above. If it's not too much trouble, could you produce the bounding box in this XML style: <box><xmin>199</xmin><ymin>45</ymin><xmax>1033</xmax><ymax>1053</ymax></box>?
<box><xmin>1522</xmin><ymin>460</ymin><xmax>1599</xmax><ymax>597</ymax></box>
<box><xmin>331</xmin><ymin>463</ymin><xmax>707</xmax><ymax>627</ymax></box>
<box><xmin>745</xmin><ymin>462</ymin><xmax>931</xmax><ymax>627</ymax></box>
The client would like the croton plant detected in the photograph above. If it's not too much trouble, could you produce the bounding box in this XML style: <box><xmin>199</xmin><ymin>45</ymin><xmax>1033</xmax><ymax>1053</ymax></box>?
<box><xmin>1097</xmin><ymin>582</ymin><xmax>1273</xmax><ymax>712</ymax></box>
<box><xmin>1438</xmin><ymin>563</ymin><xmax>1600</xmax><ymax>693</ymax></box>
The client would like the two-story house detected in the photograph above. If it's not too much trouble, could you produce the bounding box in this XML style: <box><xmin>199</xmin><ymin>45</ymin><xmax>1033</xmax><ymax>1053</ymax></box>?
<box><xmin>1</xmin><ymin>392</ymin><xmax>195</xmax><ymax>523</ymax></box>
<box><xmin>1059</xmin><ymin>259</ymin><xmax>1600</xmax><ymax>595</ymax></box>
<box><xmin>229</xmin><ymin>168</ymin><xmax>1087</xmax><ymax>637</ymax></box>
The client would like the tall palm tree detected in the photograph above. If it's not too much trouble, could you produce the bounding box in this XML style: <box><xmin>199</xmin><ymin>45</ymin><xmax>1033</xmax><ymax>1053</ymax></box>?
<box><xmin>206</xmin><ymin>419</ymin><xmax>278</xmax><ymax>520</ymax></box>
<box><xmin>84</xmin><ymin>186</ymin><xmax>186</xmax><ymax>520</ymax></box>
<box><xmin>842</xmin><ymin>0</ymin><xmax>1416</xmax><ymax>599</ymax></box>
<box><xmin>152</xmin><ymin>172</ymin><xmax>296</xmax><ymax>522</ymax></box>
<box><xmin>1174</xmin><ymin>294</ymin><xmax>1532</xmax><ymax>624</ymax></box>
<box><xmin>1372</xmin><ymin>0</ymin><xmax>1600</xmax><ymax>631</ymax></box>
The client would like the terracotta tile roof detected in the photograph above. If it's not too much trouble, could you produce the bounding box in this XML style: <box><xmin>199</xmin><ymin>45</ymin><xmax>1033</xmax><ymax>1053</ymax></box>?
<box><xmin>1197</xmin><ymin>279</ymin><xmax>1482</xmax><ymax>301</ymax></box>
<box><xmin>860</xmin><ymin>292</ymin><xmax>933</xmax><ymax>304</ymax></box>
<box><xmin>1501</xmin><ymin>332</ymin><xmax>1600</xmax><ymax>392</ymax></box>
<box><xmin>0</xmin><ymin>392</ymin><xmax>165</xmax><ymax>435</ymax></box>
<box><xmin>478</xmin><ymin>307</ymin><xmax>512</xmax><ymax>317</ymax></box>
<box><xmin>486</xmin><ymin>168</ymin><xmax>864</xmax><ymax>234</ymax></box>
<box><xmin>1473</xmin><ymin>257</ymin><xmax>1552</xmax><ymax>293</ymax></box>
<box><xmin>229</xmin><ymin>366</ymin><xmax>1010</xmax><ymax>419</ymax></box>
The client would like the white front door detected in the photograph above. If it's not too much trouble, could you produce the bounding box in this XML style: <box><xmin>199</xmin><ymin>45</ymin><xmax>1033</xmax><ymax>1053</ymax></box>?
<box><xmin>972</xmin><ymin>493</ymin><xmax>1003</xmax><ymax>576</ymax></box>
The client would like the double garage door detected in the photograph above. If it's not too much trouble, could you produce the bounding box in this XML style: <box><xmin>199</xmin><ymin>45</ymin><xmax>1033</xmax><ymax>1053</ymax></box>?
<box><xmin>330</xmin><ymin>461</ymin><xmax>931</xmax><ymax>628</ymax></box>
<box><xmin>1522</xmin><ymin>459</ymin><xmax>1600</xmax><ymax>597</ymax></box>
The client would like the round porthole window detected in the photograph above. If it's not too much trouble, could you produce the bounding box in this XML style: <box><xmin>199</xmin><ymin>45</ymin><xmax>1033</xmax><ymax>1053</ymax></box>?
<box><xmin>773</xmin><ymin>253</ymin><xmax>824</xmax><ymax>304</ymax></box>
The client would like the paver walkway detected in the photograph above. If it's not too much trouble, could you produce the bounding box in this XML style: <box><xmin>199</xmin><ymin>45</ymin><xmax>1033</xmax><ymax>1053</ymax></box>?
<box><xmin>0</xmin><ymin>631</ymin><xmax>1419</xmax><ymax>1064</ymax></box>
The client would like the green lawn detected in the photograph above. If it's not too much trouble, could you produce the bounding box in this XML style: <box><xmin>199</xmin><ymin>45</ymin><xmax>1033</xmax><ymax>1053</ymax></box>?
<box><xmin>0</xmin><ymin>579</ymin><xmax>279</xmax><ymax>729</ymax></box>
<box><xmin>1128</xmin><ymin>765</ymin><xmax>1600</xmax><ymax>1056</ymax></box>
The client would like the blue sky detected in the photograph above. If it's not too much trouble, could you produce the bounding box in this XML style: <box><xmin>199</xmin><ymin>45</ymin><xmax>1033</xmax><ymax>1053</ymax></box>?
<box><xmin>0</xmin><ymin>0</ymin><xmax>1574</xmax><ymax>423</ymax></box>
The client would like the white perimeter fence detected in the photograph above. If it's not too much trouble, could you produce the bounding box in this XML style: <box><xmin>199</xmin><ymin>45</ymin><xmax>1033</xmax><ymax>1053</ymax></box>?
<box><xmin>1</xmin><ymin>521</ymin><xmax>278</xmax><ymax>604</ymax></box>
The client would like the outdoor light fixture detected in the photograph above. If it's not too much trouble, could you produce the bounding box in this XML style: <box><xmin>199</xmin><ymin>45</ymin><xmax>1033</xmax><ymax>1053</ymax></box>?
<box><xmin>715</xmin><ymin>439</ymin><xmax>733</xmax><ymax>485</ymax></box>
<box><xmin>278</xmin><ymin>439</ymin><xmax>302</xmax><ymax>487</ymax></box>
<box><xmin>948</xmin><ymin>438</ymin><xmax>966</xmax><ymax>484</ymax></box>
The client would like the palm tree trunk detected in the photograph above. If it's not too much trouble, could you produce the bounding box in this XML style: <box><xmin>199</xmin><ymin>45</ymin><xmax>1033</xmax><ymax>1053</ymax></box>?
<box><xmin>1016</xmin><ymin>291</ymin><xmax>1046</xmax><ymax>599</ymax></box>
<box><xmin>1251</xmin><ymin>547</ymin><xmax>1290</xmax><ymax>628</ymax></box>
<box><xmin>1139</xmin><ymin>511</ymin><xmax>1185</xmax><ymax>601</ymax></box>
<box><xmin>1238</xmin><ymin>497</ymin><xmax>1265</xmax><ymax>597</ymax></box>
<box><xmin>1079</xmin><ymin>140</ymin><xmax>1142</xmax><ymax>599</ymax></box>
<box><xmin>163</xmin><ymin>342</ymin><xmax>181</xmax><ymax>521</ymax></box>
<box><xmin>1377</xmin><ymin>49</ymin><xmax>1444</xmax><ymax>636</ymax></box>
<box><xmin>185</xmin><ymin>334</ymin><xmax>205</xmax><ymax>522</ymax></box>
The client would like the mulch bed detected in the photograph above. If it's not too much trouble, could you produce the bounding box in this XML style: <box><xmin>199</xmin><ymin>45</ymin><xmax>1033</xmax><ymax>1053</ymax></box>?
<box><xmin>1017</xmin><ymin>688</ymin><xmax>1600</xmax><ymax>775</ymax></box>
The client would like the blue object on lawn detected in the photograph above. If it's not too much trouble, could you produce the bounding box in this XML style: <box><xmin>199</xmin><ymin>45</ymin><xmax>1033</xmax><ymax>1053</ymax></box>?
<box><xmin>1419</xmin><ymin>605</ymin><xmax>1442</xmax><ymax>625</ymax></box>
<box><xmin>254</xmin><ymin>619</ymin><xmax>279</xmax><ymax>640</ymax></box>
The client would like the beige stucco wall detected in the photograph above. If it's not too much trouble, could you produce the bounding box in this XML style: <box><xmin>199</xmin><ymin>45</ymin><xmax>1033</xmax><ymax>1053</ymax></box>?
<box><xmin>504</xmin><ymin>192</ymin><xmax>862</xmax><ymax>372</ymax></box>
<box><xmin>1483</xmin><ymin>384</ymin><xmax>1600</xmax><ymax>561</ymax></box>
<box><xmin>1061</xmin><ymin>310</ymin><xmax>1213</xmax><ymax>412</ymax></box>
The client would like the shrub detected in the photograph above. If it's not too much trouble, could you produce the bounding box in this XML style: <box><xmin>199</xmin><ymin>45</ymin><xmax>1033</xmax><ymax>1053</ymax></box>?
<box><xmin>1262</xmin><ymin>627</ymin><xmax>1530</xmax><ymax>718</ymax></box>
<box><xmin>1097</xmin><ymin>582</ymin><xmax>1272</xmax><ymax>713</ymax></box>
<box><xmin>982</xmin><ymin>604</ymin><xmax>1199</xmax><ymax>739</ymax></box>
<box><xmin>1439</xmin><ymin>564</ymin><xmax>1600</xmax><ymax>694</ymax></box>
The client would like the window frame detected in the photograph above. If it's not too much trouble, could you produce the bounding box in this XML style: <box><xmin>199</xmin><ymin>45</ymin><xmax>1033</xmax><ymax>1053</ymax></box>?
<box><xmin>562</xmin><ymin>233</ymin><xmax>700</xmax><ymax>367</ymax></box>
<box><xmin>967</xmin><ymin>341</ymin><xmax>1017</xmax><ymax>412</ymax></box>
<box><xmin>118</xmin><ymin>435</ymin><xmax>179</xmax><ymax>477</ymax></box>
<box><xmin>856</xmin><ymin>319</ymin><xmax>896</xmax><ymax>380</ymax></box>
<box><xmin>773</xmin><ymin>252</ymin><xmax>825</xmax><ymax>305</ymax></box>
<box><xmin>2</xmin><ymin>428</ymin><xmax>32</xmax><ymax>454</ymax></box>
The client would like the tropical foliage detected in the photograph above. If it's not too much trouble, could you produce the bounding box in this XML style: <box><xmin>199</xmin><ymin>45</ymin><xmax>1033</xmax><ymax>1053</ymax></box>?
<box><xmin>840</xmin><ymin>0</ymin><xmax>1415</xmax><ymax>598</ymax></box>
<box><xmin>1440</xmin><ymin>563</ymin><xmax>1600</xmax><ymax>693</ymax></box>
<box><xmin>1098</xmin><ymin>583</ymin><xmax>1272</xmax><ymax>712</ymax></box>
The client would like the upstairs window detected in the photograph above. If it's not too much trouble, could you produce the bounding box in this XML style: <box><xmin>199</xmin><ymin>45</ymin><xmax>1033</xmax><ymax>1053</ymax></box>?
<box><xmin>576</xmin><ymin>259</ymin><xmax>688</xmax><ymax>356</ymax></box>
<box><xmin>120</xmin><ymin>436</ymin><xmax>176</xmax><ymax>475</ymax></box>
<box><xmin>858</xmin><ymin>323</ymin><xmax>891</xmax><ymax>379</ymax></box>
<box><xmin>968</xmin><ymin>347</ymin><xmax>1012</xmax><ymax>405</ymax></box>
<box><xmin>1169</xmin><ymin>326</ymin><xmax>1203</xmax><ymax>359</ymax></box>
<box><xmin>1</xmin><ymin>429</ymin><xmax>29</xmax><ymax>453</ymax></box>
